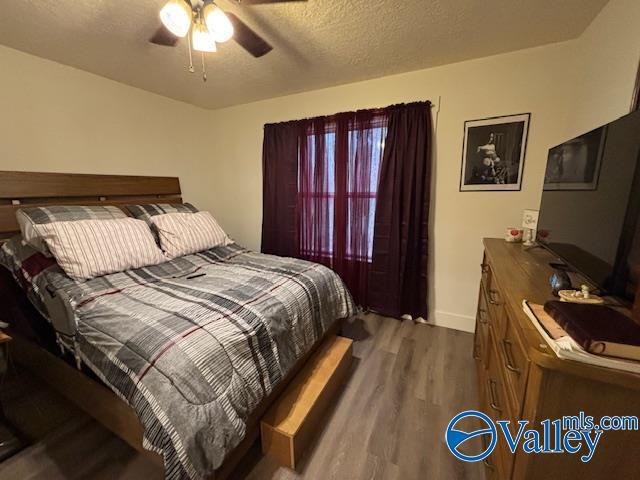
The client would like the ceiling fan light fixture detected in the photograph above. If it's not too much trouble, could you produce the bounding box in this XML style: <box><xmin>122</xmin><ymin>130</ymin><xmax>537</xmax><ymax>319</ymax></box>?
<box><xmin>192</xmin><ymin>22</ymin><xmax>217</xmax><ymax>53</ymax></box>
<box><xmin>160</xmin><ymin>0</ymin><xmax>192</xmax><ymax>38</ymax></box>
<box><xmin>203</xmin><ymin>3</ymin><xmax>234</xmax><ymax>43</ymax></box>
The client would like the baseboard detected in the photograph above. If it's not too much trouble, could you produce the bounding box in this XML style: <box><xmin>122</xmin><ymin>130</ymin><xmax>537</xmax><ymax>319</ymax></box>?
<box><xmin>431</xmin><ymin>310</ymin><xmax>475</xmax><ymax>333</ymax></box>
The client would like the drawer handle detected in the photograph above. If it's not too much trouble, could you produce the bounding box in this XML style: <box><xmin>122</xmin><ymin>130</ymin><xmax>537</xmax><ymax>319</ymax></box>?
<box><xmin>488</xmin><ymin>289</ymin><xmax>502</xmax><ymax>305</ymax></box>
<box><xmin>480</xmin><ymin>263</ymin><xmax>490</xmax><ymax>274</ymax></box>
<box><xmin>482</xmin><ymin>458</ymin><xmax>495</xmax><ymax>470</ymax></box>
<box><xmin>478</xmin><ymin>308</ymin><xmax>488</xmax><ymax>324</ymax></box>
<box><xmin>502</xmin><ymin>338</ymin><xmax>521</xmax><ymax>375</ymax></box>
<box><xmin>488</xmin><ymin>379</ymin><xmax>502</xmax><ymax>414</ymax></box>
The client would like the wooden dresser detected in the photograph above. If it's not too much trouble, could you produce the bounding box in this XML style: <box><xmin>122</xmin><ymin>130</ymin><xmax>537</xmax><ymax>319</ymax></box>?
<box><xmin>474</xmin><ymin>238</ymin><xmax>640</xmax><ymax>480</ymax></box>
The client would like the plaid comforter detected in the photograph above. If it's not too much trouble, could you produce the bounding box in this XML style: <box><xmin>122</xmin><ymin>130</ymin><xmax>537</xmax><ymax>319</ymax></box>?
<box><xmin>42</xmin><ymin>244</ymin><xmax>355</xmax><ymax>479</ymax></box>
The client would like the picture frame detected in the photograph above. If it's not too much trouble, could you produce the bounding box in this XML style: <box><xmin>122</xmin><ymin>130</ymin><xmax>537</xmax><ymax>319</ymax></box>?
<box><xmin>522</xmin><ymin>209</ymin><xmax>539</xmax><ymax>230</ymax></box>
<box><xmin>522</xmin><ymin>209</ymin><xmax>539</xmax><ymax>246</ymax></box>
<box><xmin>543</xmin><ymin>125</ymin><xmax>607</xmax><ymax>191</ymax></box>
<box><xmin>459</xmin><ymin>113</ymin><xmax>531</xmax><ymax>192</ymax></box>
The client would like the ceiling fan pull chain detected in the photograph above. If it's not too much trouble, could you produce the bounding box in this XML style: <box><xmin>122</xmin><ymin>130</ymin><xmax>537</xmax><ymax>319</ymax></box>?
<box><xmin>187</xmin><ymin>31</ymin><xmax>195</xmax><ymax>73</ymax></box>
<box><xmin>201</xmin><ymin>52</ymin><xmax>207</xmax><ymax>82</ymax></box>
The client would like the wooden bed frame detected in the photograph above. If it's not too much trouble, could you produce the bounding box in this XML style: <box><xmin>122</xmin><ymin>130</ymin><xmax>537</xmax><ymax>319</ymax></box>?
<box><xmin>0</xmin><ymin>170</ymin><xmax>183</xmax><ymax>240</ymax></box>
<box><xmin>0</xmin><ymin>170</ymin><xmax>341</xmax><ymax>478</ymax></box>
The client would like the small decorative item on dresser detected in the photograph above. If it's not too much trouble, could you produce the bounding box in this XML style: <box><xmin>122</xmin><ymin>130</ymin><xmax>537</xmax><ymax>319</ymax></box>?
<box><xmin>505</xmin><ymin>227</ymin><xmax>522</xmax><ymax>242</ymax></box>
<box><xmin>558</xmin><ymin>285</ymin><xmax>605</xmax><ymax>304</ymax></box>
<box><xmin>550</xmin><ymin>267</ymin><xmax>572</xmax><ymax>296</ymax></box>
<box><xmin>536</xmin><ymin>228</ymin><xmax>550</xmax><ymax>244</ymax></box>
<box><xmin>521</xmin><ymin>209</ymin><xmax>539</xmax><ymax>247</ymax></box>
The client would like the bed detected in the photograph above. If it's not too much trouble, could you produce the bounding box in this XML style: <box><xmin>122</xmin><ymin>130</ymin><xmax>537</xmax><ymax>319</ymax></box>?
<box><xmin>0</xmin><ymin>171</ymin><xmax>355</xmax><ymax>479</ymax></box>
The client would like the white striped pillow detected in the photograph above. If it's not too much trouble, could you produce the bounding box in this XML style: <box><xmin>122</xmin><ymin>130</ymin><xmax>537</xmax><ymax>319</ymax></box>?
<box><xmin>34</xmin><ymin>218</ymin><xmax>167</xmax><ymax>281</ymax></box>
<box><xmin>151</xmin><ymin>211</ymin><xmax>231</xmax><ymax>259</ymax></box>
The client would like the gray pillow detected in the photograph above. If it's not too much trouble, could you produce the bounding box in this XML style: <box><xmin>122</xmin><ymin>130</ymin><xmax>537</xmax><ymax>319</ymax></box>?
<box><xmin>125</xmin><ymin>203</ymin><xmax>199</xmax><ymax>242</ymax></box>
<box><xmin>125</xmin><ymin>203</ymin><xmax>199</xmax><ymax>227</ymax></box>
<box><xmin>16</xmin><ymin>205</ymin><xmax>127</xmax><ymax>254</ymax></box>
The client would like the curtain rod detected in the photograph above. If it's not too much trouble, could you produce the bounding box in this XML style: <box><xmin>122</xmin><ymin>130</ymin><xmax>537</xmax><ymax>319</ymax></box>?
<box><xmin>265</xmin><ymin>99</ymin><xmax>439</xmax><ymax>128</ymax></box>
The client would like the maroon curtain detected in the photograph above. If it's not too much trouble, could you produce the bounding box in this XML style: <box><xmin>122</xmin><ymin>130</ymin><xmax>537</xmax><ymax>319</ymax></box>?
<box><xmin>298</xmin><ymin>110</ymin><xmax>387</xmax><ymax>305</ymax></box>
<box><xmin>369</xmin><ymin>102</ymin><xmax>432</xmax><ymax>319</ymax></box>
<box><xmin>261</xmin><ymin>121</ymin><xmax>301</xmax><ymax>257</ymax></box>
<box><xmin>261</xmin><ymin>102</ymin><xmax>432</xmax><ymax>317</ymax></box>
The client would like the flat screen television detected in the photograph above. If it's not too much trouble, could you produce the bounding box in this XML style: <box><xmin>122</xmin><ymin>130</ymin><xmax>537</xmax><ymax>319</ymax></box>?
<box><xmin>538</xmin><ymin>109</ymin><xmax>640</xmax><ymax>301</ymax></box>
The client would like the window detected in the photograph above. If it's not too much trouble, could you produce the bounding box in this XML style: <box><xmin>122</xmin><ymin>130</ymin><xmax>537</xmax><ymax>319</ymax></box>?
<box><xmin>262</xmin><ymin>101</ymin><xmax>431</xmax><ymax>314</ymax></box>
<box><xmin>298</xmin><ymin>115</ymin><xmax>387</xmax><ymax>264</ymax></box>
<box><xmin>298</xmin><ymin>130</ymin><xmax>336</xmax><ymax>259</ymax></box>
<box><xmin>345</xmin><ymin>126</ymin><xmax>385</xmax><ymax>261</ymax></box>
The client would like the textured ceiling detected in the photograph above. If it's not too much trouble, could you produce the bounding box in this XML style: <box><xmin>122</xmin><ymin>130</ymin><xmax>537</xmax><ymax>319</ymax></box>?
<box><xmin>0</xmin><ymin>0</ymin><xmax>608</xmax><ymax>110</ymax></box>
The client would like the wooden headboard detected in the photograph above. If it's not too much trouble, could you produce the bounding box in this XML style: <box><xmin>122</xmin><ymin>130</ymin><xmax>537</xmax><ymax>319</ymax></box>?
<box><xmin>0</xmin><ymin>171</ymin><xmax>182</xmax><ymax>240</ymax></box>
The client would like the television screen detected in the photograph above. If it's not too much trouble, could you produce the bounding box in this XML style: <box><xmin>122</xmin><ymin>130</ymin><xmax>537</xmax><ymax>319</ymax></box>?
<box><xmin>538</xmin><ymin>109</ymin><xmax>640</xmax><ymax>300</ymax></box>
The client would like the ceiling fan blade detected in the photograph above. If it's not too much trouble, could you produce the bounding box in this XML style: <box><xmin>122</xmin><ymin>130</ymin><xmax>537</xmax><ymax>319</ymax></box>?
<box><xmin>149</xmin><ymin>25</ymin><xmax>179</xmax><ymax>47</ymax></box>
<box><xmin>226</xmin><ymin>12</ymin><xmax>273</xmax><ymax>58</ymax></box>
<box><xmin>234</xmin><ymin>0</ymin><xmax>307</xmax><ymax>4</ymax></box>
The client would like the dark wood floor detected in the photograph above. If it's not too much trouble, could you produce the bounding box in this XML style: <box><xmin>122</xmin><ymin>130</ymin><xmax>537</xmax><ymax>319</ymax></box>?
<box><xmin>0</xmin><ymin>314</ymin><xmax>483</xmax><ymax>480</ymax></box>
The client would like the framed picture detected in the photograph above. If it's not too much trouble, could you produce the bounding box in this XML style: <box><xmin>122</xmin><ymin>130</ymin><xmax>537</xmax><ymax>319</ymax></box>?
<box><xmin>459</xmin><ymin>113</ymin><xmax>530</xmax><ymax>192</ymax></box>
<box><xmin>543</xmin><ymin>125</ymin><xmax>607</xmax><ymax>191</ymax></box>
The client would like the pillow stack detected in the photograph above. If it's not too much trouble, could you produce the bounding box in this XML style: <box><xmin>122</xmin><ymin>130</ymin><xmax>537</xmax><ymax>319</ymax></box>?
<box><xmin>126</xmin><ymin>203</ymin><xmax>231</xmax><ymax>259</ymax></box>
<box><xmin>14</xmin><ymin>203</ymin><xmax>231</xmax><ymax>281</ymax></box>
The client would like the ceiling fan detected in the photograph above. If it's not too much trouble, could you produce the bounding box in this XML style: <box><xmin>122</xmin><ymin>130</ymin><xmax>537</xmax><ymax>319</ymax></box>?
<box><xmin>150</xmin><ymin>0</ymin><xmax>305</xmax><ymax>81</ymax></box>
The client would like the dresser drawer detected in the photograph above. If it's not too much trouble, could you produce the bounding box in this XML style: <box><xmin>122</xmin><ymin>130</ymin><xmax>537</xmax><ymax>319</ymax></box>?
<box><xmin>474</xmin><ymin>285</ymin><xmax>492</xmax><ymax>367</ymax></box>
<box><xmin>480</xmin><ymin>256</ymin><xmax>492</xmax><ymax>291</ymax></box>
<box><xmin>498</xmin><ymin>315</ymin><xmax>528</xmax><ymax>411</ymax></box>
<box><xmin>487</xmin><ymin>289</ymin><xmax>506</xmax><ymax>338</ymax></box>
<box><xmin>473</xmin><ymin>322</ymin><xmax>484</xmax><ymax>364</ymax></box>
<box><xmin>478</xmin><ymin>284</ymin><xmax>491</xmax><ymax>328</ymax></box>
<box><xmin>477</xmin><ymin>365</ymin><xmax>503</xmax><ymax>479</ymax></box>
<box><xmin>485</xmin><ymin>334</ymin><xmax>513</xmax><ymax>422</ymax></box>
<box><xmin>480</xmin><ymin>427</ymin><xmax>503</xmax><ymax>480</ymax></box>
<box><xmin>481</xmin><ymin>263</ymin><xmax>506</xmax><ymax>337</ymax></box>
<box><xmin>484</xmin><ymin>332</ymin><xmax>515</xmax><ymax>478</ymax></box>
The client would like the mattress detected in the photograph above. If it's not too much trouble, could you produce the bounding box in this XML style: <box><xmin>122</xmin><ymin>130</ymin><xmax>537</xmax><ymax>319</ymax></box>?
<box><xmin>38</xmin><ymin>243</ymin><xmax>355</xmax><ymax>479</ymax></box>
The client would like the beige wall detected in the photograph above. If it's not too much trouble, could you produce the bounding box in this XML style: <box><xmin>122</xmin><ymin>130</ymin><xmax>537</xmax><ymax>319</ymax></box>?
<box><xmin>201</xmin><ymin>42</ymin><xmax>577</xmax><ymax>331</ymax></box>
<box><xmin>0</xmin><ymin>44</ymin><xmax>210</xmax><ymax>207</ymax></box>
<box><xmin>566</xmin><ymin>0</ymin><xmax>640</xmax><ymax>137</ymax></box>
